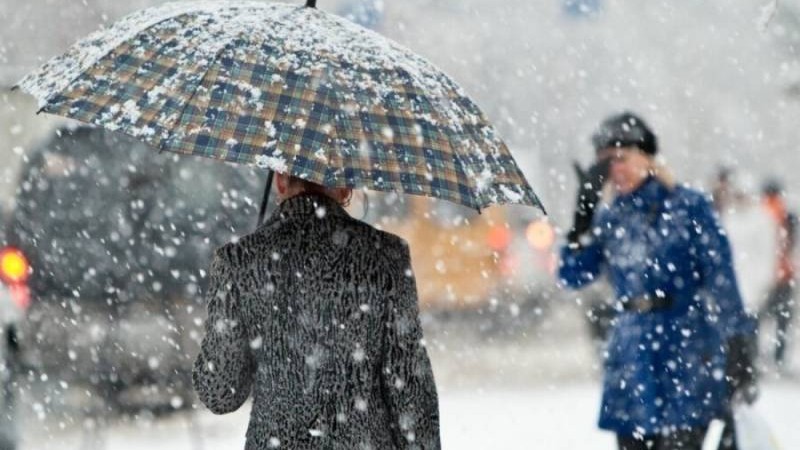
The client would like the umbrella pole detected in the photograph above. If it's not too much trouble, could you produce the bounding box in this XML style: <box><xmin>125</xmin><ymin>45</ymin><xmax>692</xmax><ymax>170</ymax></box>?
<box><xmin>257</xmin><ymin>170</ymin><xmax>274</xmax><ymax>227</ymax></box>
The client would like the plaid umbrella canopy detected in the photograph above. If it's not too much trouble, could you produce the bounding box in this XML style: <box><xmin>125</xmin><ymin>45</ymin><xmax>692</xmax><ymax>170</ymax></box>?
<box><xmin>17</xmin><ymin>0</ymin><xmax>545</xmax><ymax>219</ymax></box>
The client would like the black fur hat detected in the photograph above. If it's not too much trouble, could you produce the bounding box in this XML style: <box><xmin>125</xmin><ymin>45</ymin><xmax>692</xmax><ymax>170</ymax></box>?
<box><xmin>591</xmin><ymin>111</ymin><xmax>658</xmax><ymax>155</ymax></box>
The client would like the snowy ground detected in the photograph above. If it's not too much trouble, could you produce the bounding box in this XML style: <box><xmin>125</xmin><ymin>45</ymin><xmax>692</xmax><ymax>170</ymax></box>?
<box><xmin>17</xmin><ymin>381</ymin><xmax>800</xmax><ymax>450</ymax></box>
<box><xmin>15</xmin><ymin>303</ymin><xmax>800</xmax><ymax>449</ymax></box>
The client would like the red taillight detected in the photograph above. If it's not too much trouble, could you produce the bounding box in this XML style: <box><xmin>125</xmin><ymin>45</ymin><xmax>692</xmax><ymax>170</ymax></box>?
<box><xmin>487</xmin><ymin>226</ymin><xmax>512</xmax><ymax>251</ymax></box>
<box><xmin>9</xmin><ymin>284</ymin><xmax>31</xmax><ymax>310</ymax></box>
<box><xmin>0</xmin><ymin>247</ymin><xmax>31</xmax><ymax>311</ymax></box>
<box><xmin>0</xmin><ymin>247</ymin><xmax>30</xmax><ymax>285</ymax></box>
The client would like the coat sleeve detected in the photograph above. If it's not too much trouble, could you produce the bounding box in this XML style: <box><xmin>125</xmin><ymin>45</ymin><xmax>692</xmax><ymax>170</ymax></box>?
<box><xmin>381</xmin><ymin>239</ymin><xmax>441</xmax><ymax>450</ymax></box>
<box><xmin>690</xmin><ymin>194</ymin><xmax>757</xmax><ymax>339</ymax></box>
<box><xmin>558</xmin><ymin>210</ymin><xmax>607</xmax><ymax>289</ymax></box>
<box><xmin>192</xmin><ymin>246</ymin><xmax>255</xmax><ymax>414</ymax></box>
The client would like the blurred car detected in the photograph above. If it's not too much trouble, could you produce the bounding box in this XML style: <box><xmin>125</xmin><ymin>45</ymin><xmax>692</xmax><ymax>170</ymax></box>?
<box><xmin>2</xmin><ymin>126</ymin><xmax>262</xmax><ymax>411</ymax></box>
<box><xmin>0</xmin><ymin>289</ymin><xmax>19</xmax><ymax>450</ymax></box>
<box><xmin>349</xmin><ymin>193</ymin><xmax>557</xmax><ymax>316</ymax></box>
<box><xmin>0</xmin><ymin>211</ymin><xmax>24</xmax><ymax>450</ymax></box>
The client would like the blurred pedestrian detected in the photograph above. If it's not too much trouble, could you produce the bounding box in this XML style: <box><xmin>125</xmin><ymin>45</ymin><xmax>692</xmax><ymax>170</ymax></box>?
<box><xmin>711</xmin><ymin>166</ymin><xmax>747</xmax><ymax>217</ymax></box>
<box><xmin>559</xmin><ymin>112</ymin><xmax>758</xmax><ymax>450</ymax></box>
<box><xmin>193</xmin><ymin>173</ymin><xmax>441</xmax><ymax>449</ymax></box>
<box><xmin>759</xmin><ymin>179</ymin><xmax>797</xmax><ymax>369</ymax></box>
<box><xmin>708</xmin><ymin>169</ymin><xmax>773</xmax><ymax>317</ymax></box>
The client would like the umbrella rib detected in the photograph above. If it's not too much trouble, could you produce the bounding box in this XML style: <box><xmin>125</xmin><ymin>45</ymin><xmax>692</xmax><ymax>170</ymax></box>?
<box><xmin>386</xmin><ymin>49</ymin><xmax>545</xmax><ymax>211</ymax></box>
<box><xmin>158</xmin><ymin>36</ymin><xmax>242</xmax><ymax>153</ymax></box>
<box><xmin>160</xmin><ymin>6</ymin><xmax>304</xmax><ymax>155</ymax></box>
<box><xmin>382</xmin><ymin>56</ymin><xmax>483</xmax><ymax>209</ymax></box>
<box><xmin>35</xmin><ymin>10</ymin><xmax>205</xmax><ymax>108</ymax></box>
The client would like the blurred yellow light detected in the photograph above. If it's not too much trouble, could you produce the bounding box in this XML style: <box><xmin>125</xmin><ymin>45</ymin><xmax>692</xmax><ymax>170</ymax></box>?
<box><xmin>0</xmin><ymin>248</ymin><xmax>29</xmax><ymax>284</ymax></box>
<box><xmin>526</xmin><ymin>220</ymin><xmax>555</xmax><ymax>251</ymax></box>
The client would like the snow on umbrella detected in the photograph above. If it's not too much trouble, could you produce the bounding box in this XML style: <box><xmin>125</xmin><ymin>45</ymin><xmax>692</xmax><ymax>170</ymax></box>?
<box><xmin>16</xmin><ymin>0</ymin><xmax>545</xmax><ymax>221</ymax></box>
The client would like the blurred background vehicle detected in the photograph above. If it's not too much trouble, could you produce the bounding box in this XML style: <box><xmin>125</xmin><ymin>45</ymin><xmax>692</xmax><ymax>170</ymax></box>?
<box><xmin>0</xmin><ymin>287</ymin><xmax>20</xmax><ymax>450</ymax></box>
<box><xmin>0</xmin><ymin>209</ymin><xmax>23</xmax><ymax>450</ymax></box>
<box><xmin>2</xmin><ymin>126</ymin><xmax>263</xmax><ymax>413</ymax></box>
<box><xmin>348</xmin><ymin>193</ymin><xmax>560</xmax><ymax>330</ymax></box>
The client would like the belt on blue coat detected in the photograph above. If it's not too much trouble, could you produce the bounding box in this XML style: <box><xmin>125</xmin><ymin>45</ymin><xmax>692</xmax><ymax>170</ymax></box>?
<box><xmin>621</xmin><ymin>294</ymin><xmax>673</xmax><ymax>313</ymax></box>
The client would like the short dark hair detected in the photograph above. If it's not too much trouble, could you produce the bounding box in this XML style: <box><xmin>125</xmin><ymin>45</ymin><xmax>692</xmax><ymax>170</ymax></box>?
<box><xmin>286</xmin><ymin>176</ymin><xmax>328</xmax><ymax>194</ymax></box>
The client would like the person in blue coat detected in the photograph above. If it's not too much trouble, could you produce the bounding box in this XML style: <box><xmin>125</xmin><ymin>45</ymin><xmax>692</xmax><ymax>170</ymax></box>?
<box><xmin>559</xmin><ymin>112</ymin><xmax>758</xmax><ymax>450</ymax></box>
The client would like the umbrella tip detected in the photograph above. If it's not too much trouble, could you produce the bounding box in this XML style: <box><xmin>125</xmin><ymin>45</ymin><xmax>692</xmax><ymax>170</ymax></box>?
<box><xmin>305</xmin><ymin>0</ymin><xmax>316</xmax><ymax>7</ymax></box>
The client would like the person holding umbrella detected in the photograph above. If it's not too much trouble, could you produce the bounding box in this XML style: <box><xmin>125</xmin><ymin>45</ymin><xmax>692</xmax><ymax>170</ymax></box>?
<box><xmin>192</xmin><ymin>172</ymin><xmax>441</xmax><ymax>449</ymax></box>
<box><xmin>559</xmin><ymin>112</ymin><xmax>758</xmax><ymax>450</ymax></box>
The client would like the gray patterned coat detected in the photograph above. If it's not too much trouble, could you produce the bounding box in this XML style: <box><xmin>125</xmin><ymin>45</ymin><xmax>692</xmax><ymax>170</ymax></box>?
<box><xmin>193</xmin><ymin>193</ymin><xmax>441</xmax><ymax>450</ymax></box>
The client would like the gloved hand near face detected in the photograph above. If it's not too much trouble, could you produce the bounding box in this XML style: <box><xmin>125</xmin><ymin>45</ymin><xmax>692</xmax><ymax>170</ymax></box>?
<box><xmin>567</xmin><ymin>157</ymin><xmax>610</xmax><ymax>246</ymax></box>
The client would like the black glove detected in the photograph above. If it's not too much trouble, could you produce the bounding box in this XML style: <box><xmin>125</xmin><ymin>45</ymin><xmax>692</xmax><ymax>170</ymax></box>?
<box><xmin>567</xmin><ymin>158</ymin><xmax>610</xmax><ymax>246</ymax></box>
<box><xmin>725</xmin><ymin>334</ymin><xmax>759</xmax><ymax>404</ymax></box>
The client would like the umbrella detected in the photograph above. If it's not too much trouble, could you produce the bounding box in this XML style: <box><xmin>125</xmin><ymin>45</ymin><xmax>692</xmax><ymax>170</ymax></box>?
<box><xmin>16</xmin><ymin>0</ymin><xmax>545</xmax><ymax>224</ymax></box>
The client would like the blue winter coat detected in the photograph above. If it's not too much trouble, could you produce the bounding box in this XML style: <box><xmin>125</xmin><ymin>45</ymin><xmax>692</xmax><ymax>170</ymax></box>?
<box><xmin>559</xmin><ymin>176</ymin><xmax>755</xmax><ymax>436</ymax></box>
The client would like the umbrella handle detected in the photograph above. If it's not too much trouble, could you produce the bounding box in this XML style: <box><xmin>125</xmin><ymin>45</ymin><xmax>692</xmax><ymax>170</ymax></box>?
<box><xmin>306</xmin><ymin>0</ymin><xmax>316</xmax><ymax>8</ymax></box>
<box><xmin>257</xmin><ymin>170</ymin><xmax>274</xmax><ymax>228</ymax></box>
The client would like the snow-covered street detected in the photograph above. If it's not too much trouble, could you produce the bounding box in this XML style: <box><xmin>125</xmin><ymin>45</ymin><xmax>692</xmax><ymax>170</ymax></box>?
<box><xmin>18</xmin><ymin>381</ymin><xmax>800</xmax><ymax>449</ymax></box>
<box><xmin>15</xmin><ymin>306</ymin><xmax>800</xmax><ymax>449</ymax></box>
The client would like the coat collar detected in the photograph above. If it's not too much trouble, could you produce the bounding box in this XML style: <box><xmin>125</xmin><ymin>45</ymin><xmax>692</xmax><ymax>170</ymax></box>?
<box><xmin>613</xmin><ymin>175</ymin><xmax>672</xmax><ymax>211</ymax></box>
<box><xmin>274</xmin><ymin>192</ymin><xmax>350</xmax><ymax>222</ymax></box>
